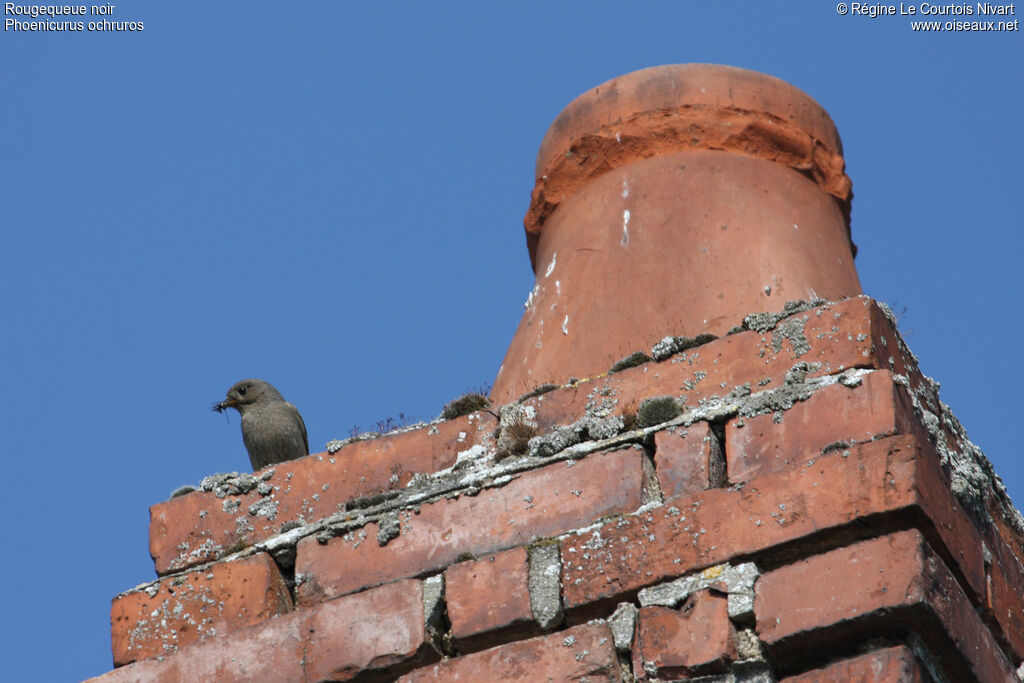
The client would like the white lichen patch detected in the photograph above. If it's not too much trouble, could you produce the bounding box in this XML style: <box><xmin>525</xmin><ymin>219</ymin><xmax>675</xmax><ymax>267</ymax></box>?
<box><xmin>455</xmin><ymin>443</ymin><xmax>487</xmax><ymax>467</ymax></box>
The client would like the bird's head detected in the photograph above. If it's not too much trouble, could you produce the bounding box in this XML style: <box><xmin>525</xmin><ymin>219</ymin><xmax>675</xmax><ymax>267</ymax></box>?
<box><xmin>213</xmin><ymin>379</ymin><xmax>281</xmax><ymax>414</ymax></box>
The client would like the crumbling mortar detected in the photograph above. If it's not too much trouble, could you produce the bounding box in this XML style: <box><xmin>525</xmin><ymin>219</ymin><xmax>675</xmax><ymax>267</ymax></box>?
<box><xmin>637</xmin><ymin>561</ymin><xmax>760</xmax><ymax>623</ymax></box>
<box><xmin>421</xmin><ymin>574</ymin><xmax>453</xmax><ymax>657</ymax></box>
<box><xmin>640</xmin><ymin>442</ymin><xmax>664</xmax><ymax>507</ymax></box>
<box><xmin>528</xmin><ymin>543</ymin><xmax>564</xmax><ymax>630</ymax></box>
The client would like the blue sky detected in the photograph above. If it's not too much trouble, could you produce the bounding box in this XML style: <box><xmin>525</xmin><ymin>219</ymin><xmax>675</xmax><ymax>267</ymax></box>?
<box><xmin>2</xmin><ymin>3</ymin><xmax>1021</xmax><ymax>681</ymax></box>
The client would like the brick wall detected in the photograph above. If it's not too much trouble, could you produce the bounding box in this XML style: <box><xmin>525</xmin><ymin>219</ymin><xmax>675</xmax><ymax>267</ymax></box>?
<box><xmin>88</xmin><ymin>296</ymin><xmax>1024</xmax><ymax>682</ymax></box>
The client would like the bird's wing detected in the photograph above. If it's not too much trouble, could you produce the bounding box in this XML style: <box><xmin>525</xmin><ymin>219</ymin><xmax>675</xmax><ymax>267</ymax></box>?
<box><xmin>290</xmin><ymin>402</ymin><xmax>309</xmax><ymax>455</ymax></box>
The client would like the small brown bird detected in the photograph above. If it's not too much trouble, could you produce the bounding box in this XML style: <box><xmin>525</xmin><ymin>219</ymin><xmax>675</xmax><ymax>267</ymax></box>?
<box><xmin>214</xmin><ymin>379</ymin><xmax>309</xmax><ymax>470</ymax></box>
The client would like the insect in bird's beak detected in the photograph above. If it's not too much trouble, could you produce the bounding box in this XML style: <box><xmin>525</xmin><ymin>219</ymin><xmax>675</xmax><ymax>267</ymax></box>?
<box><xmin>213</xmin><ymin>397</ymin><xmax>236</xmax><ymax>413</ymax></box>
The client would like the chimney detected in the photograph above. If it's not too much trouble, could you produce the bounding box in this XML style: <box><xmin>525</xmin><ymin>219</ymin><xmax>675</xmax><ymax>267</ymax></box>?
<box><xmin>91</xmin><ymin>66</ymin><xmax>1023</xmax><ymax>683</ymax></box>
<box><xmin>492</xmin><ymin>64</ymin><xmax>861</xmax><ymax>403</ymax></box>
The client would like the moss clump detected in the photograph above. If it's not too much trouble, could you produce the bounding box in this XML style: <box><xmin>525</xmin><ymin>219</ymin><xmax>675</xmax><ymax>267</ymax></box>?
<box><xmin>636</xmin><ymin>396</ymin><xmax>683</xmax><ymax>427</ymax></box>
<box><xmin>610</xmin><ymin>351</ymin><xmax>652</xmax><ymax>374</ymax></box>
<box><xmin>170</xmin><ymin>485</ymin><xmax>196</xmax><ymax>499</ymax></box>
<box><xmin>496</xmin><ymin>416</ymin><xmax>537</xmax><ymax>461</ymax></box>
<box><xmin>517</xmin><ymin>383</ymin><xmax>560</xmax><ymax>403</ymax></box>
<box><xmin>821</xmin><ymin>440</ymin><xmax>851</xmax><ymax>455</ymax></box>
<box><xmin>441</xmin><ymin>392</ymin><xmax>491</xmax><ymax>420</ymax></box>
<box><xmin>616</xmin><ymin>397</ymin><xmax>641</xmax><ymax>432</ymax></box>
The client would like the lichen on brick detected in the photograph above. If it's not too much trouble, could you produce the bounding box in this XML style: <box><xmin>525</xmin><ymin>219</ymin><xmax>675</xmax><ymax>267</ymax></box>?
<box><xmin>247</xmin><ymin>498</ymin><xmax>278</xmax><ymax>520</ymax></box>
<box><xmin>529</xmin><ymin>425</ymin><xmax>581</xmax><ymax>458</ymax></box>
<box><xmin>741</xmin><ymin>299</ymin><xmax>826</xmax><ymax>333</ymax></box>
<box><xmin>199</xmin><ymin>470</ymin><xmax>273</xmax><ymax>499</ymax></box>
<box><xmin>376</xmin><ymin>511</ymin><xmax>400</xmax><ymax>546</ymax></box>
<box><xmin>651</xmin><ymin>333</ymin><xmax>718</xmax><ymax>361</ymax></box>
<box><xmin>771</xmin><ymin>317</ymin><xmax>811</xmax><ymax>357</ymax></box>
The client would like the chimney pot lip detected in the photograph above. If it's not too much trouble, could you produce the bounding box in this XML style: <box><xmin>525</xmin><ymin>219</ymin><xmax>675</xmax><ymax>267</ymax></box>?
<box><xmin>535</xmin><ymin>63</ymin><xmax>843</xmax><ymax>178</ymax></box>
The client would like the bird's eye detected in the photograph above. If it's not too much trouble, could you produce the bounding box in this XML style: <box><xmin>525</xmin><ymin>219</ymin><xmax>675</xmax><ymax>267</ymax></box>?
<box><xmin>238</xmin><ymin>386</ymin><xmax>248</xmax><ymax>395</ymax></box>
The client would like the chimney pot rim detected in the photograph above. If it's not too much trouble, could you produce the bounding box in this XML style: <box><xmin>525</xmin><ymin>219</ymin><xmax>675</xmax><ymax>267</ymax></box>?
<box><xmin>535</xmin><ymin>63</ymin><xmax>844</xmax><ymax>178</ymax></box>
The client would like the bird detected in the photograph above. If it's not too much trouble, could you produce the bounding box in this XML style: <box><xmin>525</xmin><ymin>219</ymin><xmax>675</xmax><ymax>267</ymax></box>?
<box><xmin>213</xmin><ymin>379</ymin><xmax>309</xmax><ymax>470</ymax></box>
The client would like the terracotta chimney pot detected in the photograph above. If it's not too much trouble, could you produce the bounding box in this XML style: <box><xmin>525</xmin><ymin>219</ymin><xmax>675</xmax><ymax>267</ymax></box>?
<box><xmin>491</xmin><ymin>64</ymin><xmax>862</xmax><ymax>404</ymax></box>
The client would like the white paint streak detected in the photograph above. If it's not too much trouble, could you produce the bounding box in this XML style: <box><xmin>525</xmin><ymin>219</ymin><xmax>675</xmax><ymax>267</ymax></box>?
<box><xmin>545</xmin><ymin>252</ymin><xmax>557</xmax><ymax>278</ymax></box>
<box><xmin>621</xmin><ymin>179</ymin><xmax>629</xmax><ymax>199</ymax></box>
<box><xmin>621</xmin><ymin>209</ymin><xmax>630</xmax><ymax>246</ymax></box>
<box><xmin>555</xmin><ymin>280</ymin><xmax>561</xmax><ymax>295</ymax></box>
<box><xmin>562</xmin><ymin>315</ymin><xmax>569</xmax><ymax>335</ymax></box>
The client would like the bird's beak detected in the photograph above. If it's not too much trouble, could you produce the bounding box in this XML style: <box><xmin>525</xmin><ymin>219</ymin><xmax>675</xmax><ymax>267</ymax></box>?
<box><xmin>213</xmin><ymin>397</ymin><xmax>237</xmax><ymax>413</ymax></box>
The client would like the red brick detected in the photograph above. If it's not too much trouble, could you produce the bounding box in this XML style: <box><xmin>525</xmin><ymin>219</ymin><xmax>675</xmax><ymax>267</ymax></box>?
<box><xmin>396</xmin><ymin>622</ymin><xmax>620</xmax><ymax>682</ymax></box>
<box><xmin>726</xmin><ymin>370</ymin><xmax>928</xmax><ymax>483</ymax></box>
<box><xmin>305</xmin><ymin>579</ymin><xmax>436</xmax><ymax>682</ymax></box>
<box><xmin>149</xmin><ymin>412</ymin><xmax>495</xmax><ymax>574</ymax></box>
<box><xmin>984</xmin><ymin>528</ymin><xmax>1024</xmax><ymax>662</ymax></box>
<box><xmin>985</xmin><ymin>478</ymin><xmax>1024</xmax><ymax>566</ymax></box>
<box><xmin>83</xmin><ymin>657</ymin><xmax>177</xmax><ymax>683</ymax></box>
<box><xmin>906</xmin><ymin>425</ymin><xmax>988</xmax><ymax>604</ymax></box>
<box><xmin>560</xmin><ymin>435</ymin><xmax>985</xmax><ymax>616</ymax></box>
<box><xmin>94</xmin><ymin>579</ymin><xmax>435</xmax><ymax>683</ymax></box>
<box><xmin>980</xmin><ymin>490</ymin><xmax>1024</xmax><ymax>663</ymax></box>
<box><xmin>171</xmin><ymin>609</ymin><xmax>308</xmax><ymax>682</ymax></box>
<box><xmin>296</xmin><ymin>446</ymin><xmax>646</xmax><ymax>604</ymax></box>
<box><xmin>653</xmin><ymin>422</ymin><xmax>721</xmax><ymax>499</ymax></box>
<box><xmin>632</xmin><ymin>590</ymin><xmax>736</xmax><ymax>679</ymax></box>
<box><xmin>445</xmin><ymin>546</ymin><xmax>534</xmax><ymax>651</ymax></box>
<box><xmin>524</xmin><ymin>297</ymin><xmax>903</xmax><ymax>435</ymax></box>
<box><xmin>866</xmin><ymin>302</ymin><xmax>934</xmax><ymax>408</ymax></box>
<box><xmin>90</xmin><ymin>609</ymin><xmax>309</xmax><ymax>683</ymax></box>
<box><xmin>756</xmin><ymin>529</ymin><xmax>1016</xmax><ymax>682</ymax></box>
<box><xmin>781</xmin><ymin>645</ymin><xmax>926</xmax><ymax>682</ymax></box>
<box><xmin>110</xmin><ymin>552</ymin><xmax>292</xmax><ymax>666</ymax></box>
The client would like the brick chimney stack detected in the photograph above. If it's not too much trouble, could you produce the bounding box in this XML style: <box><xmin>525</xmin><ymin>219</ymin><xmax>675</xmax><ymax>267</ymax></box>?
<box><xmin>92</xmin><ymin>66</ymin><xmax>1023</xmax><ymax>683</ymax></box>
<box><xmin>492</xmin><ymin>64</ymin><xmax>862</xmax><ymax>403</ymax></box>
